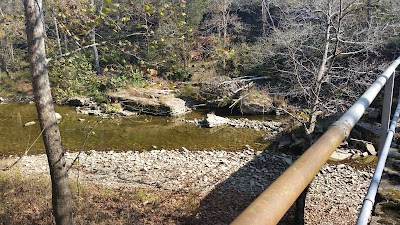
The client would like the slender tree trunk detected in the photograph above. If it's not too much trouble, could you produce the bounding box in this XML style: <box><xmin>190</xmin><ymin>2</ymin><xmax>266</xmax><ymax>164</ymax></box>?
<box><xmin>261</xmin><ymin>0</ymin><xmax>268</xmax><ymax>36</ymax></box>
<box><xmin>367</xmin><ymin>0</ymin><xmax>372</xmax><ymax>28</ymax></box>
<box><xmin>89</xmin><ymin>0</ymin><xmax>101</xmax><ymax>75</ymax></box>
<box><xmin>63</xmin><ymin>17</ymin><xmax>68</xmax><ymax>53</ymax></box>
<box><xmin>91</xmin><ymin>27</ymin><xmax>101</xmax><ymax>75</ymax></box>
<box><xmin>307</xmin><ymin>95</ymin><xmax>320</xmax><ymax>135</ymax></box>
<box><xmin>0</xmin><ymin>52</ymin><xmax>10</xmax><ymax>78</ymax></box>
<box><xmin>23</xmin><ymin>1</ymin><xmax>73</xmax><ymax>224</ymax></box>
<box><xmin>307</xmin><ymin>3</ymin><xmax>333</xmax><ymax>135</ymax></box>
<box><xmin>50</xmin><ymin>1</ymin><xmax>62</xmax><ymax>55</ymax></box>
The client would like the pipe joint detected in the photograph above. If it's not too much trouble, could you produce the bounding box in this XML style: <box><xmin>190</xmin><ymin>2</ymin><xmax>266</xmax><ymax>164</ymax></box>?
<box><xmin>331</xmin><ymin>121</ymin><xmax>351</xmax><ymax>138</ymax></box>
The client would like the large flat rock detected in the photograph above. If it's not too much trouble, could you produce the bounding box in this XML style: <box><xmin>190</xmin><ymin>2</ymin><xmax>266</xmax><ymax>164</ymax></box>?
<box><xmin>108</xmin><ymin>88</ymin><xmax>190</xmax><ymax>116</ymax></box>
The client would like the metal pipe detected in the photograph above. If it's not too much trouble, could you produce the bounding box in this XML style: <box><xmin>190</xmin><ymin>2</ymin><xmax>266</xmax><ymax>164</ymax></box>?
<box><xmin>230</xmin><ymin>125</ymin><xmax>348</xmax><ymax>225</ymax></box>
<box><xmin>336</xmin><ymin>57</ymin><xmax>400</xmax><ymax>128</ymax></box>
<box><xmin>356</xmin><ymin>89</ymin><xmax>400</xmax><ymax>225</ymax></box>
<box><xmin>230</xmin><ymin>56</ymin><xmax>400</xmax><ymax>225</ymax></box>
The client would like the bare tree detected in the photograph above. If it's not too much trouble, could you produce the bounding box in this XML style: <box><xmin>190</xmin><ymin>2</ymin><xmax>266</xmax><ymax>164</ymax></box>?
<box><xmin>260</xmin><ymin>0</ymin><xmax>276</xmax><ymax>36</ymax></box>
<box><xmin>23</xmin><ymin>0</ymin><xmax>73</xmax><ymax>224</ymax></box>
<box><xmin>263</xmin><ymin>0</ymin><xmax>389</xmax><ymax>134</ymax></box>
<box><xmin>0</xmin><ymin>0</ymin><xmax>23</xmax><ymax>79</ymax></box>
<box><xmin>201</xmin><ymin>0</ymin><xmax>244</xmax><ymax>71</ymax></box>
<box><xmin>89</xmin><ymin>0</ymin><xmax>102</xmax><ymax>75</ymax></box>
<box><xmin>48</xmin><ymin>0</ymin><xmax>62</xmax><ymax>56</ymax></box>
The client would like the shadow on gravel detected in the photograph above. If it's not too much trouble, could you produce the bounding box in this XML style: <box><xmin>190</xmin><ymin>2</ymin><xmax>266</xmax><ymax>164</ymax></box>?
<box><xmin>182</xmin><ymin>150</ymin><xmax>296</xmax><ymax>225</ymax></box>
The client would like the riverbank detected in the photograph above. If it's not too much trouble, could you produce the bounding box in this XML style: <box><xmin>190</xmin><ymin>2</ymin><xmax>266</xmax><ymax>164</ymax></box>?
<box><xmin>1</xmin><ymin>149</ymin><xmax>374</xmax><ymax>224</ymax></box>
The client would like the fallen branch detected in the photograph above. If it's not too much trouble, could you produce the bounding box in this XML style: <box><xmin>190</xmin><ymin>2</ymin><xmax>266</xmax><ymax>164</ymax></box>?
<box><xmin>222</xmin><ymin>76</ymin><xmax>267</xmax><ymax>84</ymax></box>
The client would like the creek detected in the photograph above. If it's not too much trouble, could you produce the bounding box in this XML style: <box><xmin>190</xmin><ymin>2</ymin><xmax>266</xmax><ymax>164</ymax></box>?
<box><xmin>0</xmin><ymin>103</ymin><xmax>275</xmax><ymax>155</ymax></box>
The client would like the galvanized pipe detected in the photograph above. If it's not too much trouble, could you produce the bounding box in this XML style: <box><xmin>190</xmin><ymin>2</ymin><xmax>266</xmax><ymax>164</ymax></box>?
<box><xmin>335</xmin><ymin>57</ymin><xmax>400</xmax><ymax>128</ymax></box>
<box><xmin>356</xmin><ymin>89</ymin><xmax>400</xmax><ymax>225</ymax></box>
<box><xmin>230</xmin><ymin>56</ymin><xmax>400</xmax><ymax>225</ymax></box>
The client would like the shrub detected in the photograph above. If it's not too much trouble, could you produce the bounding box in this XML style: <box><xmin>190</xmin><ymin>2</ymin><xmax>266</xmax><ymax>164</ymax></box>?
<box><xmin>49</xmin><ymin>54</ymin><xmax>146</xmax><ymax>102</ymax></box>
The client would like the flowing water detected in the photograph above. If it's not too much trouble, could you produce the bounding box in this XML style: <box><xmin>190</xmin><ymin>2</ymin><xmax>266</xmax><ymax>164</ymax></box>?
<box><xmin>0</xmin><ymin>103</ymin><xmax>273</xmax><ymax>155</ymax></box>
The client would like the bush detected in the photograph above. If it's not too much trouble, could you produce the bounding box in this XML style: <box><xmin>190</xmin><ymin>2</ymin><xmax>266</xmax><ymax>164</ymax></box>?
<box><xmin>49</xmin><ymin>53</ymin><xmax>146</xmax><ymax>102</ymax></box>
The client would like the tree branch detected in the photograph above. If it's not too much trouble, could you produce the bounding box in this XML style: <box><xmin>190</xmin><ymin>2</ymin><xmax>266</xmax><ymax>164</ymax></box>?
<box><xmin>46</xmin><ymin>41</ymin><xmax>107</xmax><ymax>63</ymax></box>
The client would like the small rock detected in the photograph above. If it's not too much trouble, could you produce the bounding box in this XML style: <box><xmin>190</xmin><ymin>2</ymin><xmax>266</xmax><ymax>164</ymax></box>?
<box><xmin>282</xmin><ymin>157</ymin><xmax>293</xmax><ymax>165</ymax></box>
<box><xmin>365</xmin><ymin>108</ymin><xmax>380</xmax><ymax>120</ymax></box>
<box><xmin>180</xmin><ymin>147</ymin><xmax>189</xmax><ymax>152</ymax></box>
<box><xmin>366</xmin><ymin>143</ymin><xmax>377</xmax><ymax>156</ymax></box>
<box><xmin>201</xmin><ymin>113</ymin><xmax>230</xmax><ymax>128</ymax></box>
<box><xmin>55</xmin><ymin>112</ymin><xmax>62</xmax><ymax>120</ymax></box>
<box><xmin>118</xmin><ymin>110</ymin><xmax>137</xmax><ymax>117</ymax></box>
<box><xmin>24</xmin><ymin>121</ymin><xmax>36</xmax><ymax>127</ymax></box>
<box><xmin>336</xmin><ymin>164</ymin><xmax>346</xmax><ymax>169</ymax></box>
<box><xmin>78</xmin><ymin>118</ymin><xmax>86</xmax><ymax>122</ymax></box>
<box><xmin>68</xmin><ymin>96</ymin><xmax>90</xmax><ymax>106</ymax></box>
<box><xmin>329</xmin><ymin>150</ymin><xmax>352</xmax><ymax>161</ymax></box>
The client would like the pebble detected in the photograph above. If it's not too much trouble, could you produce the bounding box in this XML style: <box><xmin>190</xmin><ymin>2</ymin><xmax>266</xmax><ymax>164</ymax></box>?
<box><xmin>24</xmin><ymin>121</ymin><xmax>36</xmax><ymax>127</ymax></box>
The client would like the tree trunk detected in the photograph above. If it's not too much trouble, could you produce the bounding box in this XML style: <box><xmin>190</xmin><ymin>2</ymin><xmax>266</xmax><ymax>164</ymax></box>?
<box><xmin>63</xmin><ymin>17</ymin><xmax>68</xmax><ymax>53</ymax></box>
<box><xmin>0</xmin><ymin>55</ymin><xmax>10</xmax><ymax>78</ymax></box>
<box><xmin>89</xmin><ymin>0</ymin><xmax>102</xmax><ymax>75</ymax></box>
<box><xmin>23</xmin><ymin>1</ymin><xmax>73</xmax><ymax>224</ymax></box>
<box><xmin>50</xmin><ymin>1</ymin><xmax>62</xmax><ymax>55</ymax></box>
<box><xmin>91</xmin><ymin>27</ymin><xmax>101</xmax><ymax>75</ymax></box>
<box><xmin>89</xmin><ymin>0</ymin><xmax>103</xmax><ymax>76</ymax></box>
<box><xmin>307</xmin><ymin>3</ymin><xmax>333</xmax><ymax>135</ymax></box>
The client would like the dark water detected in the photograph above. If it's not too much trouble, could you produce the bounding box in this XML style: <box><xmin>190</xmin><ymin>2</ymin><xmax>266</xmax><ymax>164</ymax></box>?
<box><xmin>0</xmin><ymin>103</ymin><xmax>273</xmax><ymax>155</ymax></box>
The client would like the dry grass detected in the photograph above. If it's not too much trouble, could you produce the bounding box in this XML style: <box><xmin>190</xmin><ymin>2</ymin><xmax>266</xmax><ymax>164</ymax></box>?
<box><xmin>0</xmin><ymin>170</ymin><xmax>200</xmax><ymax>225</ymax></box>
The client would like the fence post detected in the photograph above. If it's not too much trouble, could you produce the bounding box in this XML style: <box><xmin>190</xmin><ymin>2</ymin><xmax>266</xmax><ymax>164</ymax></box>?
<box><xmin>378</xmin><ymin>72</ymin><xmax>395</xmax><ymax>153</ymax></box>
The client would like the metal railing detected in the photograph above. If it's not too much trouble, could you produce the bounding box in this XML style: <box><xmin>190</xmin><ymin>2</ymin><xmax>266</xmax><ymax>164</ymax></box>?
<box><xmin>230</xmin><ymin>56</ymin><xmax>400</xmax><ymax>225</ymax></box>
<box><xmin>356</xmin><ymin>73</ymin><xmax>400</xmax><ymax>224</ymax></box>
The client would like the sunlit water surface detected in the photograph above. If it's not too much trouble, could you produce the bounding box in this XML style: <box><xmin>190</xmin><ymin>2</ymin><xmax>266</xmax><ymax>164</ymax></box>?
<box><xmin>0</xmin><ymin>103</ymin><xmax>275</xmax><ymax>155</ymax></box>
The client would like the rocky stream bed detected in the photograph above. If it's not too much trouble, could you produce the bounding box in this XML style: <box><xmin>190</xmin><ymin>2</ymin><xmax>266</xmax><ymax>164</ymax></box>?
<box><xmin>2</xmin><ymin>148</ymin><xmax>376</xmax><ymax>224</ymax></box>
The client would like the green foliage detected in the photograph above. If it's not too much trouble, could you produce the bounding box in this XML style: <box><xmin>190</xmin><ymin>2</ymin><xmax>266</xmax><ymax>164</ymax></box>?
<box><xmin>179</xmin><ymin>83</ymin><xmax>194</xmax><ymax>96</ymax></box>
<box><xmin>163</xmin><ymin>69</ymin><xmax>191</xmax><ymax>81</ymax></box>
<box><xmin>2</xmin><ymin>0</ymin><xmax>400</xmax><ymax>103</ymax></box>
<box><xmin>141</xmin><ymin>0</ymin><xmax>195</xmax><ymax>79</ymax></box>
<box><xmin>211</xmin><ymin>42</ymin><xmax>266</xmax><ymax>77</ymax></box>
<box><xmin>135</xmin><ymin>189</ymin><xmax>155</xmax><ymax>204</ymax></box>
<box><xmin>49</xmin><ymin>53</ymin><xmax>146</xmax><ymax>102</ymax></box>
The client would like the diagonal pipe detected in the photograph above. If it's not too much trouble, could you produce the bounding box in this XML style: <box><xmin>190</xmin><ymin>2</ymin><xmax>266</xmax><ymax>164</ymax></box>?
<box><xmin>230</xmin><ymin>56</ymin><xmax>400</xmax><ymax>225</ymax></box>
